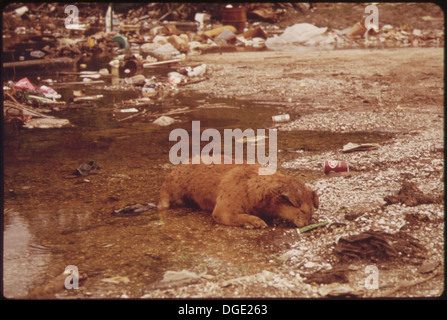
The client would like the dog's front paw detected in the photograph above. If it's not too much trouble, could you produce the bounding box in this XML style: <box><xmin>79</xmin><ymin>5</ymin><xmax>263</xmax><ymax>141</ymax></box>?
<box><xmin>242</xmin><ymin>216</ymin><xmax>268</xmax><ymax>229</ymax></box>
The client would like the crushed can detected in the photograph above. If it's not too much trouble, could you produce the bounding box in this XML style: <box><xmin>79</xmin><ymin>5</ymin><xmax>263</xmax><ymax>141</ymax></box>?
<box><xmin>324</xmin><ymin>160</ymin><xmax>349</xmax><ymax>174</ymax></box>
<box><xmin>272</xmin><ymin>114</ymin><xmax>290</xmax><ymax>123</ymax></box>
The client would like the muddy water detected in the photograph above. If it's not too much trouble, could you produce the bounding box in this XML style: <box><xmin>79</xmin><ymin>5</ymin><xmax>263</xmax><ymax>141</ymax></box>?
<box><xmin>3</xmin><ymin>62</ymin><xmax>393</xmax><ymax>298</ymax></box>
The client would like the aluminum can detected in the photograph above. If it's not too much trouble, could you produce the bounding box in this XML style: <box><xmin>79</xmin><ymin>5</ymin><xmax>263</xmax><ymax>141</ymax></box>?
<box><xmin>324</xmin><ymin>160</ymin><xmax>349</xmax><ymax>174</ymax></box>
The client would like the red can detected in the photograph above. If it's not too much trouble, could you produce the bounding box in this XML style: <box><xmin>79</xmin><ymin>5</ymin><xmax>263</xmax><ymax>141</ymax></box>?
<box><xmin>324</xmin><ymin>160</ymin><xmax>349</xmax><ymax>174</ymax></box>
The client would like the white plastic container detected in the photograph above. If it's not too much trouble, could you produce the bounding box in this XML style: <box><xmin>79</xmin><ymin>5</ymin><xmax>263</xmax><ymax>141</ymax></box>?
<box><xmin>272</xmin><ymin>114</ymin><xmax>290</xmax><ymax>123</ymax></box>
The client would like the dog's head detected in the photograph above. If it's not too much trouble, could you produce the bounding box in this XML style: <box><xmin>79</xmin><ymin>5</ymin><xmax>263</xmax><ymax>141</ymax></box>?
<box><xmin>272</xmin><ymin>181</ymin><xmax>319</xmax><ymax>228</ymax></box>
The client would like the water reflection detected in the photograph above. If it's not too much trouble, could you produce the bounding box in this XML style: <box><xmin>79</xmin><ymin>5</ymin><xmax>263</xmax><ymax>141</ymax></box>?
<box><xmin>3</xmin><ymin>210</ymin><xmax>50</xmax><ymax>298</ymax></box>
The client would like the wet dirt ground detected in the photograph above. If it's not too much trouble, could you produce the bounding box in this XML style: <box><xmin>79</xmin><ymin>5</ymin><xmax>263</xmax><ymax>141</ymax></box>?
<box><xmin>3</xmin><ymin>46</ymin><xmax>444</xmax><ymax>299</ymax></box>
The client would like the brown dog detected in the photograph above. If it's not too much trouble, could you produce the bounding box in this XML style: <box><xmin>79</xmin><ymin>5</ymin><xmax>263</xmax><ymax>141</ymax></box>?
<box><xmin>158</xmin><ymin>159</ymin><xmax>319</xmax><ymax>228</ymax></box>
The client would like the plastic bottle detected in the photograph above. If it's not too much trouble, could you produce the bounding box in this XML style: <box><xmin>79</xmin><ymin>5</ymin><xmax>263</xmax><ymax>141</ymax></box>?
<box><xmin>105</xmin><ymin>4</ymin><xmax>112</xmax><ymax>33</ymax></box>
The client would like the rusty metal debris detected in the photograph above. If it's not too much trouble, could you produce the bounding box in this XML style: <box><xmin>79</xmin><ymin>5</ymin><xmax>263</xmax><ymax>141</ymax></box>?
<box><xmin>384</xmin><ymin>180</ymin><xmax>443</xmax><ymax>207</ymax></box>
<box><xmin>334</xmin><ymin>230</ymin><xmax>427</xmax><ymax>263</ymax></box>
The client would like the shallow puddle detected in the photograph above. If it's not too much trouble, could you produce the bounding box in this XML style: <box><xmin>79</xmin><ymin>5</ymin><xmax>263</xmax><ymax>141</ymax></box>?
<box><xmin>3</xmin><ymin>59</ymin><xmax>394</xmax><ymax>298</ymax></box>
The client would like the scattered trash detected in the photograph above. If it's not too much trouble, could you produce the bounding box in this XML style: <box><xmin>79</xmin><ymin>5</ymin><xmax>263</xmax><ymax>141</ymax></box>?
<box><xmin>323</xmin><ymin>160</ymin><xmax>349</xmax><ymax>174</ymax></box>
<box><xmin>194</xmin><ymin>13</ymin><xmax>211</xmax><ymax>32</ymax></box>
<box><xmin>15</xmin><ymin>27</ymin><xmax>26</xmax><ymax>34</ymax></box>
<box><xmin>221</xmin><ymin>6</ymin><xmax>247</xmax><ymax>33</ymax></box>
<box><xmin>27</xmin><ymin>95</ymin><xmax>65</xmax><ymax>105</ymax></box>
<box><xmin>265</xmin><ymin>23</ymin><xmax>329</xmax><ymax>49</ymax></box>
<box><xmin>334</xmin><ymin>230</ymin><xmax>426</xmax><ymax>263</ymax></box>
<box><xmin>168</xmin><ymin>34</ymin><xmax>190</xmax><ymax>53</ymax></box>
<box><xmin>215</xmin><ymin>28</ymin><xmax>237</xmax><ymax>44</ymax></box>
<box><xmin>235</xmin><ymin>135</ymin><xmax>267</xmax><ymax>144</ymax></box>
<box><xmin>150</xmin><ymin>43</ymin><xmax>181</xmax><ymax>61</ymax></box>
<box><xmin>109</xmin><ymin>59</ymin><xmax>120</xmax><ymax>68</ymax></box>
<box><xmin>30</xmin><ymin>50</ymin><xmax>46</xmax><ymax>59</ymax></box>
<box><xmin>342</xmin><ymin>142</ymin><xmax>380</xmax><ymax>153</ymax></box>
<box><xmin>117</xmin><ymin>108</ymin><xmax>148</xmax><ymax>122</ymax></box>
<box><xmin>142</xmin><ymin>86</ymin><xmax>157</xmax><ymax>97</ymax></box>
<box><xmin>143</xmin><ymin>58</ymin><xmax>182</xmax><ymax>68</ymax></box>
<box><xmin>80</xmin><ymin>72</ymin><xmax>101</xmax><ymax>79</ymax></box>
<box><xmin>124</xmin><ymin>75</ymin><xmax>146</xmax><ymax>86</ymax></box>
<box><xmin>413</xmin><ymin>29</ymin><xmax>422</xmax><ymax>36</ymax></box>
<box><xmin>74</xmin><ymin>161</ymin><xmax>99</xmax><ymax>176</ymax></box>
<box><xmin>346</xmin><ymin>20</ymin><xmax>367</xmax><ymax>38</ymax></box>
<box><xmin>418</xmin><ymin>260</ymin><xmax>441</xmax><ymax>274</ymax></box>
<box><xmin>297</xmin><ymin>221</ymin><xmax>329</xmax><ymax>234</ymax></box>
<box><xmin>13</xmin><ymin>5</ymin><xmax>29</xmax><ymax>17</ymax></box>
<box><xmin>120</xmin><ymin>108</ymin><xmax>139</xmax><ymax>113</ymax></box>
<box><xmin>105</xmin><ymin>4</ymin><xmax>114</xmax><ymax>33</ymax></box>
<box><xmin>73</xmin><ymin>94</ymin><xmax>104</xmax><ymax>102</ymax></box>
<box><xmin>3</xmin><ymin>3</ymin><xmax>443</xmax><ymax>300</ymax></box>
<box><xmin>248</xmin><ymin>5</ymin><xmax>284</xmax><ymax>23</ymax></box>
<box><xmin>99</xmin><ymin>68</ymin><xmax>109</xmax><ymax>76</ymax></box>
<box><xmin>203</xmin><ymin>25</ymin><xmax>237</xmax><ymax>38</ymax></box>
<box><xmin>241</xmin><ymin>27</ymin><xmax>268</xmax><ymax>40</ymax></box>
<box><xmin>186</xmin><ymin>64</ymin><xmax>207</xmax><ymax>78</ymax></box>
<box><xmin>112</xmin><ymin>203</ymin><xmax>157</xmax><ymax>217</ymax></box>
<box><xmin>4</xmin><ymin>99</ymin><xmax>54</xmax><ymax>120</ymax></box>
<box><xmin>272</xmin><ymin>114</ymin><xmax>290</xmax><ymax>123</ymax></box>
<box><xmin>22</xmin><ymin>118</ymin><xmax>71</xmax><ymax>129</ymax></box>
<box><xmin>167</xmin><ymin>72</ymin><xmax>186</xmax><ymax>85</ymax></box>
<box><xmin>153</xmin><ymin>115</ymin><xmax>175</xmax><ymax>126</ymax></box>
<box><xmin>112</xmin><ymin>35</ymin><xmax>129</xmax><ymax>49</ymax></box>
<box><xmin>39</xmin><ymin>85</ymin><xmax>60</xmax><ymax>99</ymax></box>
<box><xmin>384</xmin><ymin>180</ymin><xmax>443</xmax><ymax>207</ymax></box>
<box><xmin>14</xmin><ymin>77</ymin><xmax>36</xmax><ymax>91</ymax></box>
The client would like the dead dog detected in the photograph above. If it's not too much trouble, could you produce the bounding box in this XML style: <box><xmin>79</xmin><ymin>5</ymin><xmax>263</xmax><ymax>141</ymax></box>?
<box><xmin>158</xmin><ymin>159</ymin><xmax>319</xmax><ymax>228</ymax></box>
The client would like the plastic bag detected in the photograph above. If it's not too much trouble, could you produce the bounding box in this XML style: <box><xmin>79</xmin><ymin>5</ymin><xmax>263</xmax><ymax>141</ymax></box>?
<box><xmin>14</xmin><ymin>77</ymin><xmax>36</xmax><ymax>90</ymax></box>
<box><xmin>265</xmin><ymin>23</ymin><xmax>328</xmax><ymax>49</ymax></box>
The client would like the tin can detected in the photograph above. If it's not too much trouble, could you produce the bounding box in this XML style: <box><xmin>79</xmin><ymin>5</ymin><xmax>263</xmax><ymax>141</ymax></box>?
<box><xmin>324</xmin><ymin>160</ymin><xmax>349</xmax><ymax>174</ymax></box>
<box><xmin>272</xmin><ymin>114</ymin><xmax>290</xmax><ymax>123</ymax></box>
<box><xmin>221</xmin><ymin>7</ymin><xmax>247</xmax><ymax>34</ymax></box>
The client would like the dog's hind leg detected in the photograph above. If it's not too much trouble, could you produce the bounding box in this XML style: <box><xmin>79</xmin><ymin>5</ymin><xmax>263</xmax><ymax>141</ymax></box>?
<box><xmin>212</xmin><ymin>203</ymin><xmax>268</xmax><ymax>229</ymax></box>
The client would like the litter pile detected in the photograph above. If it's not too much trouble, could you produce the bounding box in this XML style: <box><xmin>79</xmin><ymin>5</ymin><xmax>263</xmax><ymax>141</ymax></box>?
<box><xmin>3</xmin><ymin>3</ymin><xmax>443</xmax><ymax>66</ymax></box>
<box><xmin>333</xmin><ymin>230</ymin><xmax>427</xmax><ymax>264</ymax></box>
<box><xmin>383</xmin><ymin>180</ymin><xmax>443</xmax><ymax>207</ymax></box>
<box><xmin>112</xmin><ymin>203</ymin><xmax>157</xmax><ymax>217</ymax></box>
<box><xmin>3</xmin><ymin>77</ymin><xmax>71</xmax><ymax>128</ymax></box>
<box><xmin>3</xmin><ymin>3</ymin><xmax>444</xmax><ymax>128</ymax></box>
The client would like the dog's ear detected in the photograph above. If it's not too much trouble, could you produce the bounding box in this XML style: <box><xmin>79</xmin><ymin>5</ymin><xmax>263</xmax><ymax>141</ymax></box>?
<box><xmin>281</xmin><ymin>190</ymin><xmax>301</xmax><ymax>207</ymax></box>
<box><xmin>312</xmin><ymin>191</ymin><xmax>319</xmax><ymax>208</ymax></box>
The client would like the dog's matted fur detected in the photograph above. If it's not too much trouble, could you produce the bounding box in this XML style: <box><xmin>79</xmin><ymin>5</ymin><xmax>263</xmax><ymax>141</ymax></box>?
<box><xmin>158</xmin><ymin>158</ymin><xmax>319</xmax><ymax>228</ymax></box>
